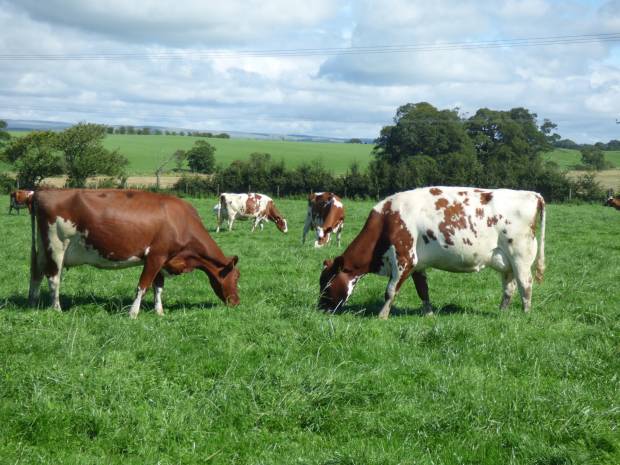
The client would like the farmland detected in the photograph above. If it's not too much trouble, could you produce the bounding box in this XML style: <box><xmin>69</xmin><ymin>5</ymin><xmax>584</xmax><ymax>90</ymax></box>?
<box><xmin>100</xmin><ymin>135</ymin><xmax>375</xmax><ymax>175</ymax></box>
<box><xmin>1</xmin><ymin>196</ymin><xmax>618</xmax><ymax>464</ymax></box>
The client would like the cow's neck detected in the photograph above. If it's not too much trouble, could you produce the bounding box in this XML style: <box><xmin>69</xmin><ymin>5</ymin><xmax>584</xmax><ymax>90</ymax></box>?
<box><xmin>341</xmin><ymin>211</ymin><xmax>385</xmax><ymax>276</ymax></box>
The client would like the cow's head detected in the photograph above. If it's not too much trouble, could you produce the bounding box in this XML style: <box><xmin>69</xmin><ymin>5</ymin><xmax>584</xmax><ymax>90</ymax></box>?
<box><xmin>275</xmin><ymin>217</ymin><xmax>288</xmax><ymax>233</ymax></box>
<box><xmin>318</xmin><ymin>256</ymin><xmax>357</xmax><ymax>311</ymax></box>
<box><xmin>207</xmin><ymin>255</ymin><xmax>240</xmax><ymax>306</ymax></box>
<box><xmin>314</xmin><ymin>227</ymin><xmax>331</xmax><ymax>248</ymax></box>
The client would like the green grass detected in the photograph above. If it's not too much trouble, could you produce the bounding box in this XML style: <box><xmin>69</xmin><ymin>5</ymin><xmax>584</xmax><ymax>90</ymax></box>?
<box><xmin>1</xmin><ymin>196</ymin><xmax>618</xmax><ymax>464</ymax></box>
<box><xmin>102</xmin><ymin>135</ymin><xmax>373</xmax><ymax>175</ymax></box>
<box><xmin>543</xmin><ymin>148</ymin><xmax>620</xmax><ymax>169</ymax></box>
<box><xmin>5</xmin><ymin>133</ymin><xmax>374</xmax><ymax>176</ymax></box>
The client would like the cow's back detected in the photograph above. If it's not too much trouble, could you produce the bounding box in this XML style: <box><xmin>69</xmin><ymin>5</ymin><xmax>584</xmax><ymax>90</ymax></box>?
<box><xmin>374</xmin><ymin>187</ymin><xmax>541</xmax><ymax>272</ymax></box>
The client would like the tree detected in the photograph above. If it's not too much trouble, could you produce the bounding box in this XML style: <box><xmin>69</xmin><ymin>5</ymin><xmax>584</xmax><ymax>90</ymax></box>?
<box><xmin>2</xmin><ymin>131</ymin><xmax>64</xmax><ymax>187</ymax></box>
<box><xmin>347</xmin><ymin>138</ymin><xmax>363</xmax><ymax>144</ymax></box>
<box><xmin>173</xmin><ymin>149</ymin><xmax>187</xmax><ymax>171</ymax></box>
<box><xmin>370</xmin><ymin>102</ymin><xmax>479</xmax><ymax>195</ymax></box>
<box><xmin>580</xmin><ymin>146</ymin><xmax>608</xmax><ymax>170</ymax></box>
<box><xmin>465</xmin><ymin>107</ymin><xmax>548</xmax><ymax>188</ymax></box>
<box><xmin>540</xmin><ymin>118</ymin><xmax>560</xmax><ymax>145</ymax></box>
<box><xmin>187</xmin><ymin>140</ymin><xmax>216</xmax><ymax>174</ymax></box>
<box><xmin>55</xmin><ymin>123</ymin><xmax>128</xmax><ymax>187</ymax></box>
<box><xmin>0</xmin><ymin>120</ymin><xmax>10</xmax><ymax>150</ymax></box>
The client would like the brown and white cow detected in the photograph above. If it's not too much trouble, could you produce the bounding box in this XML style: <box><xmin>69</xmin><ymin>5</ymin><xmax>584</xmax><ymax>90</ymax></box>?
<box><xmin>319</xmin><ymin>187</ymin><xmax>546</xmax><ymax>318</ymax></box>
<box><xmin>9</xmin><ymin>189</ymin><xmax>34</xmax><ymax>215</ymax></box>
<box><xmin>604</xmin><ymin>196</ymin><xmax>620</xmax><ymax>210</ymax></box>
<box><xmin>302</xmin><ymin>192</ymin><xmax>345</xmax><ymax>248</ymax></box>
<box><xmin>29</xmin><ymin>189</ymin><xmax>240</xmax><ymax>318</ymax></box>
<box><xmin>215</xmin><ymin>193</ymin><xmax>287</xmax><ymax>233</ymax></box>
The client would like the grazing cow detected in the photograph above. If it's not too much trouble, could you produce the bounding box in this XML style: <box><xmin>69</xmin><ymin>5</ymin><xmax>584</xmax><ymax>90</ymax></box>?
<box><xmin>29</xmin><ymin>189</ymin><xmax>240</xmax><ymax>318</ymax></box>
<box><xmin>604</xmin><ymin>196</ymin><xmax>620</xmax><ymax>210</ymax></box>
<box><xmin>9</xmin><ymin>190</ymin><xmax>34</xmax><ymax>215</ymax></box>
<box><xmin>215</xmin><ymin>193</ymin><xmax>287</xmax><ymax>233</ymax></box>
<box><xmin>302</xmin><ymin>192</ymin><xmax>345</xmax><ymax>248</ymax></box>
<box><xmin>319</xmin><ymin>187</ymin><xmax>546</xmax><ymax>318</ymax></box>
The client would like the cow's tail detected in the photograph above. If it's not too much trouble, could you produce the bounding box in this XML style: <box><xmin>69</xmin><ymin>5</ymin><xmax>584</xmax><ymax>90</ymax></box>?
<box><xmin>29</xmin><ymin>195</ymin><xmax>40</xmax><ymax>298</ymax></box>
<box><xmin>218</xmin><ymin>194</ymin><xmax>225</xmax><ymax>226</ymax></box>
<box><xmin>535</xmin><ymin>195</ymin><xmax>546</xmax><ymax>283</ymax></box>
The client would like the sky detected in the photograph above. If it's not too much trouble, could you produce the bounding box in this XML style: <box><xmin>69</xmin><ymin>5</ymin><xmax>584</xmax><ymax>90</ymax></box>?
<box><xmin>0</xmin><ymin>0</ymin><xmax>619</xmax><ymax>143</ymax></box>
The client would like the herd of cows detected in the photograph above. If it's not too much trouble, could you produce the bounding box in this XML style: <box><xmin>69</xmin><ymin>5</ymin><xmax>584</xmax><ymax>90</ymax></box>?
<box><xmin>4</xmin><ymin>186</ymin><xmax>568</xmax><ymax>319</ymax></box>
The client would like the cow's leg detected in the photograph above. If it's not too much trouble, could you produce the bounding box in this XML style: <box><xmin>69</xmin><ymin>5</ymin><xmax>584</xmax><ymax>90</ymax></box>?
<box><xmin>259</xmin><ymin>218</ymin><xmax>264</xmax><ymax>231</ymax></box>
<box><xmin>509</xmin><ymin>239</ymin><xmax>537</xmax><ymax>312</ymax></box>
<box><xmin>499</xmin><ymin>270</ymin><xmax>516</xmax><ymax>310</ymax></box>
<box><xmin>412</xmin><ymin>271</ymin><xmax>433</xmax><ymax>315</ymax></box>
<box><xmin>227</xmin><ymin>216</ymin><xmax>235</xmax><ymax>232</ymax></box>
<box><xmin>28</xmin><ymin>237</ymin><xmax>46</xmax><ymax>306</ymax></box>
<box><xmin>336</xmin><ymin>224</ymin><xmax>343</xmax><ymax>247</ymax></box>
<box><xmin>152</xmin><ymin>272</ymin><xmax>164</xmax><ymax>316</ymax></box>
<box><xmin>302</xmin><ymin>215</ymin><xmax>312</xmax><ymax>244</ymax></box>
<box><xmin>378</xmin><ymin>247</ymin><xmax>413</xmax><ymax>320</ymax></box>
<box><xmin>130</xmin><ymin>257</ymin><xmax>165</xmax><ymax>319</ymax></box>
<box><xmin>251</xmin><ymin>216</ymin><xmax>261</xmax><ymax>232</ymax></box>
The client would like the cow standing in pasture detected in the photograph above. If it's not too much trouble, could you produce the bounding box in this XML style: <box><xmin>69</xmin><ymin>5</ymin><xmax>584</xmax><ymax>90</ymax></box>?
<box><xmin>215</xmin><ymin>193</ymin><xmax>288</xmax><ymax>233</ymax></box>
<box><xmin>9</xmin><ymin>190</ymin><xmax>34</xmax><ymax>215</ymax></box>
<box><xmin>604</xmin><ymin>196</ymin><xmax>620</xmax><ymax>210</ymax></box>
<box><xmin>302</xmin><ymin>192</ymin><xmax>345</xmax><ymax>248</ymax></box>
<box><xmin>319</xmin><ymin>187</ymin><xmax>546</xmax><ymax>319</ymax></box>
<box><xmin>29</xmin><ymin>189</ymin><xmax>240</xmax><ymax>318</ymax></box>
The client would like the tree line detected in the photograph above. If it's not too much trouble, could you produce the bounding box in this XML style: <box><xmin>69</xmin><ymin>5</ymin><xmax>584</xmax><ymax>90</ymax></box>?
<box><xmin>105</xmin><ymin>126</ymin><xmax>229</xmax><ymax>138</ymax></box>
<box><xmin>172</xmin><ymin>102</ymin><xmax>606</xmax><ymax>202</ymax></box>
<box><xmin>0</xmin><ymin>102</ymin><xmax>612</xmax><ymax>201</ymax></box>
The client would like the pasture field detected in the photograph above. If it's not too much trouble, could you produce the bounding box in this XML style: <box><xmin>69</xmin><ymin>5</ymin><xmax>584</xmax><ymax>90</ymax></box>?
<box><xmin>102</xmin><ymin>135</ymin><xmax>374</xmax><ymax>175</ymax></box>
<box><xmin>543</xmin><ymin>148</ymin><xmax>620</xmax><ymax>169</ymax></box>
<box><xmin>0</xmin><ymin>196</ymin><xmax>619</xmax><ymax>465</ymax></box>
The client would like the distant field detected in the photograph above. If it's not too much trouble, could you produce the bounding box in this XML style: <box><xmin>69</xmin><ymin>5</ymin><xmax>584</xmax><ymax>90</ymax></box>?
<box><xmin>101</xmin><ymin>135</ymin><xmax>374</xmax><ymax>175</ymax></box>
<box><xmin>543</xmin><ymin>148</ymin><xmax>620</xmax><ymax>169</ymax></box>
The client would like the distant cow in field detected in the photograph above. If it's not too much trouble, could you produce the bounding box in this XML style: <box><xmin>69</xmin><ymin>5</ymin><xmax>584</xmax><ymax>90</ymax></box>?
<box><xmin>303</xmin><ymin>192</ymin><xmax>345</xmax><ymax>248</ymax></box>
<box><xmin>29</xmin><ymin>189</ymin><xmax>240</xmax><ymax>318</ymax></box>
<box><xmin>319</xmin><ymin>187</ymin><xmax>546</xmax><ymax>318</ymax></box>
<box><xmin>9</xmin><ymin>190</ymin><xmax>34</xmax><ymax>214</ymax></box>
<box><xmin>215</xmin><ymin>193</ymin><xmax>287</xmax><ymax>233</ymax></box>
<box><xmin>604</xmin><ymin>196</ymin><xmax>620</xmax><ymax>210</ymax></box>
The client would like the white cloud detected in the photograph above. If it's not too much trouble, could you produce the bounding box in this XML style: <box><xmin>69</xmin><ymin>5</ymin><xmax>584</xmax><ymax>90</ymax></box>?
<box><xmin>0</xmin><ymin>0</ymin><xmax>619</xmax><ymax>142</ymax></box>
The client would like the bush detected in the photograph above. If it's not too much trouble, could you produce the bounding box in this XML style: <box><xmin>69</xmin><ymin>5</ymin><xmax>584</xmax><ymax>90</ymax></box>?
<box><xmin>0</xmin><ymin>173</ymin><xmax>16</xmax><ymax>194</ymax></box>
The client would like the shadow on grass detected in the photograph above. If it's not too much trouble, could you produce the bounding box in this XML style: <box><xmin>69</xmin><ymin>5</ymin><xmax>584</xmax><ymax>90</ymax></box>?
<box><xmin>1</xmin><ymin>293</ymin><xmax>219</xmax><ymax>315</ymax></box>
<box><xmin>327</xmin><ymin>301</ymin><xmax>497</xmax><ymax>318</ymax></box>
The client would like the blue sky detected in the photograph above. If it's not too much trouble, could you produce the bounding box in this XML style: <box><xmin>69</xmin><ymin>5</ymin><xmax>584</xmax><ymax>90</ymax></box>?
<box><xmin>0</xmin><ymin>0</ymin><xmax>619</xmax><ymax>142</ymax></box>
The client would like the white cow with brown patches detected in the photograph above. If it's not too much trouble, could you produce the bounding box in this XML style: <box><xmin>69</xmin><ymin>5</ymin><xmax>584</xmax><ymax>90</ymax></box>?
<box><xmin>215</xmin><ymin>193</ymin><xmax>288</xmax><ymax>233</ymax></box>
<box><xmin>302</xmin><ymin>192</ymin><xmax>345</xmax><ymax>248</ymax></box>
<box><xmin>319</xmin><ymin>187</ymin><xmax>546</xmax><ymax>318</ymax></box>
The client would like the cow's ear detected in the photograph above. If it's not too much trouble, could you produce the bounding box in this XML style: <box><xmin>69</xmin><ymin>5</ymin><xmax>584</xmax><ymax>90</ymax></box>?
<box><xmin>323</xmin><ymin>259</ymin><xmax>333</xmax><ymax>270</ymax></box>
<box><xmin>308</xmin><ymin>193</ymin><xmax>316</xmax><ymax>202</ymax></box>
<box><xmin>220</xmin><ymin>255</ymin><xmax>239</xmax><ymax>277</ymax></box>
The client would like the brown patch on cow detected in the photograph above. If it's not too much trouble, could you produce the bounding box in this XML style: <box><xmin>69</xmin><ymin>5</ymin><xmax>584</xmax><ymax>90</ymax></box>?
<box><xmin>463</xmin><ymin>198</ymin><xmax>470</xmax><ymax>205</ymax></box>
<box><xmin>480</xmin><ymin>192</ymin><xmax>493</xmax><ymax>205</ymax></box>
<box><xmin>458</xmin><ymin>191</ymin><xmax>468</xmax><ymax>196</ymax></box>
<box><xmin>126</xmin><ymin>192</ymin><xmax>134</xmax><ymax>198</ymax></box>
<box><xmin>422</xmin><ymin>235</ymin><xmax>429</xmax><ymax>244</ymax></box>
<box><xmin>245</xmin><ymin>195</ymin><xmax>260</xmax><ymax>215</ymax></box>
<box><xmin>502</xmin><ymin>229</ymin><xmax>507</xmax><ymax>234</ymax></box>
<box><xmin>467</xmin><ymin>215</ymin><xmax>478</xmax><ymax>237</ymax></box>
<box><xmin>462</xmin><ymin>238</ymin><xmax>473</xmax><ymax>246</ymax></box>
<box><xmin>505</xmin><ymin>219</ymin><xmax>512</xmax><ymax>225</ymax></box>
<box><xmin>475</xmin><ymin>208</ymin><xmax>484</xmax><ymax>219</ymax></box>
<box><xmin>98</xmin><ymin>193</ymin><xmax>107</xmax><ymax>198</ymax></box>
<box><xmin>487</xmin><ymin>216</ymin><xmax>499</xmax><ymax>227</ymax></box>
<box><xmin>498</xmin><ymin>214</ymin><xmax>503</xmax><ymax>219</ymax></box>
<box><xmin>434</xmin><ymin>198</ymin><xmax>449</xmax><ymax>210</ymax></box>
<box><xmin>508</xmin><ymin>238</ymin><xmax>513</xmax><ymax>244</ymax></box>
<box><xmin>426</xmin><ymin>229</ymin><xmax>437</xmax><ymax>241</ymax></box>
<box><xmin>384</xmin><ymin>209</ymin><xmax>414</xmax><ymax>269</ymax></box>
<box><xmin>437</xmin><ymin>201</ymin><xmax>467</xmax><ymax>246</ymax></box>
<box><xmin>474</xmin><ymin>188</ymin><xmax>484</xmax><ymax>192</ymax></box>
<box><xmin>429</xmin><ymin>187</ymin><xmax>443</xmax><ymax>196</ymax></box>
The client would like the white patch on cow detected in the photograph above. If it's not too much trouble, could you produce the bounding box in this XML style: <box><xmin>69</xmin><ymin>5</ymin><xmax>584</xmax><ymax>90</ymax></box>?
<box><xmin>333</xmin><ymin>199</ymin><xmax>343</xmax><ymax>209</ymax></box>
<box><xmin>144</xmin><ymin>246</ymin><xmax>151</xmax><ymax>256</ymax></box>
<box><xmin>154</xmin><ymin>286</ymin><xmax>163</xmax><ymax>316</ymax></box>
<box><xmin>316</xmin><ymin>227</ymin><xmax>324</xmax><ymax>239</ymax></box>
<box><xmin>315</xmin><ymin>192</ymin><xmax>324</xmax><ymax>196</ymax></box>
<box><xmin>282</xmin><ymin>219</ymin><xmax>288</xmax><ymax>233</ymax></box>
